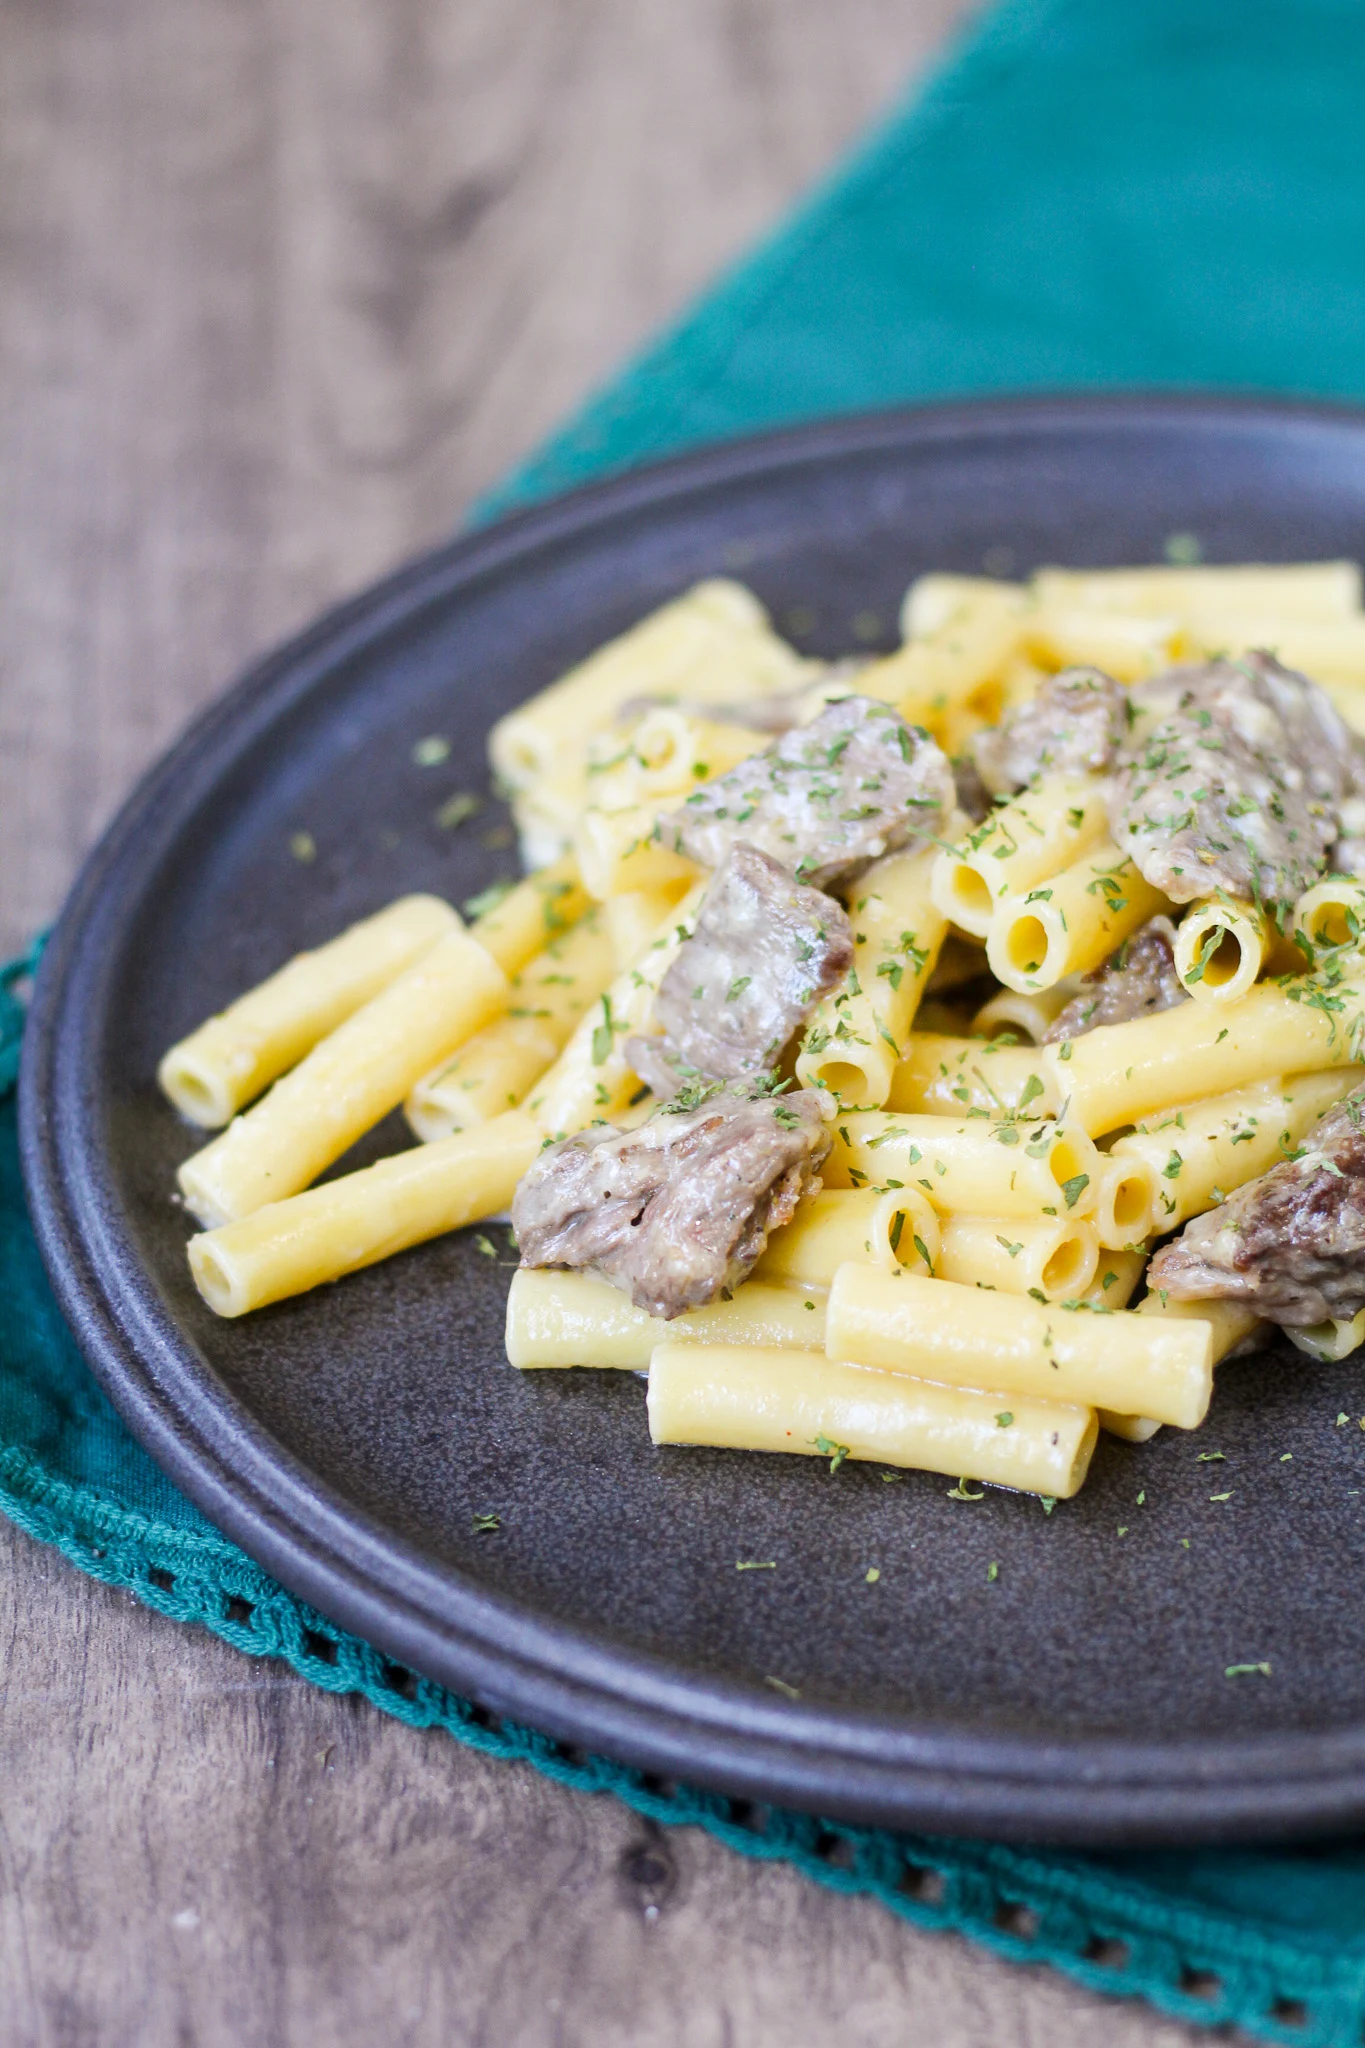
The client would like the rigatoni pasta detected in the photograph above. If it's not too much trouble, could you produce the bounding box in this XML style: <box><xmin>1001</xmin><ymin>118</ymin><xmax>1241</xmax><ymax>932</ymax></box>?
<box><xmin>162</xmin><ymin>551</ymin><xmax>1365</xmax><ymax>1516</ymax></box>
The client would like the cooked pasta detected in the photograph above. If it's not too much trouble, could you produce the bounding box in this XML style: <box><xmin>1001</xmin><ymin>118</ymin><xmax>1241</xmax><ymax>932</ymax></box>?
<box><xmin>163</xmin><ymin>551</ymin><xmax>1365</xmax><ymax>1511</ymax></box>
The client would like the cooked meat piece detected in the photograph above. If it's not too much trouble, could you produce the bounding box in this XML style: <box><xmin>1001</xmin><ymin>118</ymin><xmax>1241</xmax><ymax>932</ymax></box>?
<box><xmin>654</xmin><ymin>696</ymin><xmax>954</xmax><ymax>891</ymax></box>
<box><xmin>624</xmin><ymin>843</ymin><xmax>853</xmax><ymax>1095</ymax></box>
<box><xmin>1042</xmin><ymin>916</ymin><xmax>1187</xmax><ymax>1042</ymax></box>
<box><xmin>1149</xmin><ymin>1082</ymin><xmax>1365</xmax><ymax>1326</ymax></box>
<box><xmin>1108</xmin><ymin>651</ymin><xmax>1351</xmax><ymax>911</ymax></box>
<box><xmin>971</xmin><ymin>668</ymin><xmax>1128</xmax><ymax>796</ymax></box>
<box><xmin>511</xmin><ymin>1086</ymin><xmax>831</xmax><ymax>1318</ymax></box>
<box><xmin>1328</xmin><ymin>744</ymin><xmax>1365</xmax><ymax>877</ymax></box>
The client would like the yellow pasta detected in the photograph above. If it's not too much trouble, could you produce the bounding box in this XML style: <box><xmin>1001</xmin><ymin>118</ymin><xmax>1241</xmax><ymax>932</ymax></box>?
<box><xmin>1183</xmin><ymin>618</ymin><xmax>1365</xmax><ymax>689</ymax></box>
<box><xmin>859</xmin><ymin>587</ymin><xmax>1023</xmax><ymax>732</ymax></box>
<box><xmin>573</xmin><ymin>800</ymin><xmax>702</xmax><ymax>899</ymax></box>
<box><xmin>1091</xmin><ymin>1154</ymin><xmax>1159</xmax><ymax>1248</ymax></box>
<box><xmin>188</xmin><ymin>1111</ymin><xmax>541</xmax><ymax>1317</ymax></box>
<box><xmin>971</xmin><ymin>982</ymin><xmax>1078</xmax><ymax>1044</ymax></box>
<box><xmin>795</xmin><ymin>842</ymin><xmax>949</xmax><ymax>1107</ymax></box>
<box><xmin>647</xmin><ymin>1342</ymin><xmax>1096</xmax><ymax>1498</ymax></box>
<box><xmin>1085</xmin><ymin>1247</ymin><xmax>1149</xmax><ymax>1311</ymax></box>
<box><xmin>755</xmin><ymin>1187</ymin><xmax>940</xmax><ymax>1288</ymax></box>
<box><xmin>936</xmin><ymin>1213</ymin><xmax>1099</xmax><ymax>1302</ymax></box>
<box><xmin>587</xmin><ymin>706</ymin><xmax>771</xmax><ymax>805</ymax></box>
<box><xmin>1031</xmin><ymin>561</ymin><xmax>1362</xmax><ymax>619</ymax></box>
<box><xmin>1050</xmin><ymin>975</ymin><xmax>1365</xmax><ymax>1135</ymax></box>
<box><xmin>178</xmin><ymin>929</ymin><xmax>509</xmax><ymax>1227</ymax></box>
<box><xmin>930</xmin><ymin>774</ymin><xmax>1110</xmax><ymax>939</ymax></box>
<box><xmin>827</xmin><ymin>1110</ymin><xmax>1101</xmax><ymax>1221</ymax></box>
<box><xmin>886</xmin><ymin>1034</ymin><xmax>1061</xmax><ymax>1118</ymax></box>
<box><xmin>987</xmin><ymin>840</ymin><xmax>1169</xmax><ymax>993</ymax></box>
<box><xmin>488</xmin><ymin>580</ymin><xmax>809</xmax><ymax>795</ymax></box>
<box><xmin>1110</xmin><ymin>1068</ymin><xmax>1363</xmax><ymax>1229</ymax></box>
<box><xmin>825</xmin><ymin>1264</ymin><xmax>1212</xmax><ymax>1428</ymax></box>
<box><xmin>1024</xmin><ymin>608</ymin><xmax>1181</xmax><ymax>681</ymax></box>
<box><xmin>405</xmin><ymin>907</ymin><xmax>617</xmax><ymax>1140</ymax></box>
<box><xmin>158</xmin><ymin>894</ymin><xmax>461</xmax><ymax>1129</ymax></box>
<box><xmin>899</xmin><ymin>573</ymin><xmax>1025</xmax><ymax>641</ymax></box>
<box><xmin>506</xmin><ymin>1268</ymin><xmax>827</xmax><ymax>1368</ymax></box>
<box><xmin>1101</xmin><ymin>1291</ymin><xmax>1266</xmax><ymax>1443</ymax></box>
<box><xmin>470</xmin><ymin>856</ymin><xmax>591</xmax><ymax>978</ymax></box>
<box><xmin>1285</xmin><ymin>1310</ymin><xmax>1365</xmax><ymax>1362</ymax></box>
<box><xmin>1173</xmin><ymin>897</ymin><xmax>1270</xmax><ymax>1005</ymax></box>
<box><xmin>1293</xmin><ymin>876</ymin><xmax>1365</xmax><ymax>955</ymax></box>
<box><xmin>527</xmin><ymin>882</ymin><xmax>706</xmax><ymax>1134</ymax></box>
<box><xmin>605</xmin><ymin>879</ymin><xmax>697</xmax><ymax>970</ymax></box>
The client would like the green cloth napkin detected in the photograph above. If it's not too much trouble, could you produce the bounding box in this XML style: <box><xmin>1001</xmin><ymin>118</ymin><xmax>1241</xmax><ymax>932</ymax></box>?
<box><xmin>8</xmin><ymin>2</ymin><xmax>1365</xmax><ymax>2037</ymax></box>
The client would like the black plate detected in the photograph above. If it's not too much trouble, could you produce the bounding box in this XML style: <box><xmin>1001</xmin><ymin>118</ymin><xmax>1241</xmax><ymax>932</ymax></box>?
<box><xmin>22</xmin><ymin>396</ymin><xmax>1365</xmax><ymax>1846</ymax></box>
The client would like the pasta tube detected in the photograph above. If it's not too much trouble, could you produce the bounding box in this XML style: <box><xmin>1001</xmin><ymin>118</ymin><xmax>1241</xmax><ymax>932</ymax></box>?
<box><xmin>1086</xmin><ymin>1247</ymin><xmax>1148</xmax><ymax>1310</ymax></box>
<box><xmin>1293</xmin><ymin>876</ymin><xmax>1365</xmax><ymax>956</ymax></box>
<box><xmin>754</xmin><ymin>1187</ymin><xmax>940</xmax><ymax>1288</ymax></box>
<box><xmin>1286</xmin><ymin>1310</ymin><xmax>1365</xmax><ymax>1362</ymax></box>
<box><xmin>971</xmin><ymin>982</ymin><xmax>1077</xmax><ymax>1044</ymax></box>
<box><xmin>488</xmin><ymin>580</ymin><xmax>808</xmax><ymax>794</ymax></box>
<box><xmin>1024</xmin><ymin>608</ymin><xmax>1180</xmax><ymax>681</ymax></box>
<box><xmin>470</xmin><ymin>856</ymin><xmax>591</xmax><ymax>978</ymax></box>
<box><xmin>178</xmin><ymin>930</ymin><xmax>509</xmax><ymax>1226</ymax></box>
<box><xmin>527</xmin><ymin>882</ymin><xmax>706</xmax><ymax>1134</ymax></box>
<box><xmin>987</xmin><ymin>841</ymin><xmax>1168</xmax><ymax>993</ymax></box>
<box><xmin>605</xmin><ymin>880</ymin><xmax>697</xmax><ymax>970</ymax></box>
<box><xmin>930</xmin><ymin>775</ymin><xmax>1110</xmax><ymax>939</ymax></box>
<box><xmin>647</xmin><ymin>1343</ymin><xmax>1096</xmax><ymax>1498</ymax></box>
<box><xmin>505</xmin><ymin>1269</ymin><xmax>826</xmax><ymax>1368</ymax></box>
<box><xmin>936</xmin><ymin>1214</ymin><xmax>1099</xmax><ymax>1302</ymax></box>
<box><xmin>900</xmin><ymin>574</ymin><xmax>1025</xmax><ymax>641</ymax></box>
<box><xmin>188</xmin><ymin>1111</ymin><xmax>541</xmax><ymax>1316</ymax></box>
<box><xmin>1173</xmin><ymin>898</ymin><xmax>1270</xmax><ymax>1004</ymax></box>
<box><xmin>157</xmin><ymin>894</ymin><xmax>461</xmax><ymax>1128</ymax></box>
<box><xmin>1050</xmin><ymin>975</ymin><xmax>1365</xmax><ymax>1135</ymax></box>
<box><xmin>795</xmin><ymin>842</ymin><xmax>948</xmax><ymax>1106</ymax></box>
<box><xmin>1031</xmin><ymin>561</ymin><xmax>1362</xmax><ymax>618</ymax></box>
<box><xmin>586</xmin><ymin>708</ymin><xmax>771</xmax><ymax>808</ymax></box>
<box><xmin>827</xmin><ymin>1110</ymin><xmax>1101</xmax><ymax>1222</ymax></box>
<box><xmin>825</xmin><ymin>1265</ymin><xmax>1212</xmax><ymax>1428</ymax></box>
<box><xmin>574</xmin><ymin>800</ymin><xmax>702</xmax><ymax>899</ymax></box>
<box><xmin>405</xmin><ymin>907</ymin><xmax>617</xmax><ymax>1139</ymax></box>
<box><xmin>1091</xmin><ymin>1154</ymin><xmax>1159</xmax><ymax>1249</ymax></box>
<box><xmin>886</xmin><ymin>1034</ymin><xmax>1061</xmax><ymax>1118</ymax></box>
<box><xmin>1101</xmin><ymin>1290</ymin><xmax>1265</xmax><ymax>1443</ymax></box>
<box><xmin>1185</xmin><ymin>619</ymin><xmax>1365</xmax><ymax>688</ymax></box>
<box><xmin>859</xmin><ymin>588</ymin><xmax>1023</xmax><ymax>731</ymax></box>
<box><xmin>1110</xmin><ymin>1068</ymin><xmax>1362</xmax><ymax>1229</ymax></box>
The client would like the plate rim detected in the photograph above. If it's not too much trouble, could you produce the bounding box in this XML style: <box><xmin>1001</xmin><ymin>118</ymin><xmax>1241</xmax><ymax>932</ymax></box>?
<box><xmin>22</xmin><ymin>388</ymin><xmax>1365</xmax><ymax>1846</ymax></box>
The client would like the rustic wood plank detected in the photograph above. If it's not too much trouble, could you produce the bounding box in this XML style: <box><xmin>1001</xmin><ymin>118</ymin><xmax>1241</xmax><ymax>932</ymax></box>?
<box><xmin>0</xmin><ymin>2</ymin><xmax>1206</xmax><ymax>2039</ymax></box>
<box><xmin>0</xmin><ymin>1524</ymin><xmax>1205</xmax><ymax>2047</ymax></box>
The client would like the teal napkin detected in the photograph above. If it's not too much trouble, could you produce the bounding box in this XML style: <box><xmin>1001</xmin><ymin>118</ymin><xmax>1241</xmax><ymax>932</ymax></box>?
<box><xmin>9</xmin><ymin>3</ymin><xmax>1365</xmax><ymax>2038</ymax></box>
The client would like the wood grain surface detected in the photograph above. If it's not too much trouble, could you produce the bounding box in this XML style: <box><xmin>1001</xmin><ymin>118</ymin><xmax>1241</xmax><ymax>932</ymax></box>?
<box><xmin>0</xmin><ymin>3</ymin><xmax>1208</xmax><ymax>2041</ymax></box>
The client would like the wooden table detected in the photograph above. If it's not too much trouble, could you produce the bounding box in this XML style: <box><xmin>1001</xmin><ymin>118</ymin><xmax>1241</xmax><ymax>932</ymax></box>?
<box><xmin>0</xmin><ymin>5</ymin><xmax>1205</xmax><ymax>2039</ymax></box>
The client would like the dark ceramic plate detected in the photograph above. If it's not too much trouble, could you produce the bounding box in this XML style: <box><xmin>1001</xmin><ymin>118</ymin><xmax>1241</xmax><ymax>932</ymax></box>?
<box><xmin>23</xmin><ymin>396</ymin><xmax>1365</xmax><ymax>1846</ymax></box>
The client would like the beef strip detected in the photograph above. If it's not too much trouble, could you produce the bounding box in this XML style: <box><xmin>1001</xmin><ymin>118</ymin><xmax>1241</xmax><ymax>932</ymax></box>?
<box><xmin>624</xmin><ymin>842</ymin><xmax>853</xmax><ymax>1096</ymax></box>
<box><xmin>1041</xmin><ymin>915</ymin><xmax>1187</xmax><ymax>1042</ymax></box>
<box><xmin>511</xmin><ymin>1086</ymin><xmax>831</xmax><ymax>1318</ymax></box>
<box><xmin>1328</xmin><ymin>740</ymin><xmax>1365</xmax><ymax>877</ymax></box>
<box><xmin>654</xmin><ymin>695</ymin><xmax>954</xmax><ymax>891</ymax></box>
<box><xmin>1108</xmin><ymin>651</ymin><xmax>1352</xmax><ymax>911</ymax></box>
<box><xmin>1148</xmin><ymin>1082</ymin><xmax>1365</xmax><ymax>1326</ymax></box>
<box><xmin>971</xmin><ymin>668</ymin><xmax>1128</xmax><ymax>797</ymax></box>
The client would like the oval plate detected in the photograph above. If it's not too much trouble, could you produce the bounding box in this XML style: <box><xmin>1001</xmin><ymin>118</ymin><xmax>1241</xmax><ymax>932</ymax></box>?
<box><xmin>22</xmin><ymin>396</ymin><xmax>1365</xmax><ymax>1846</ymax></box>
